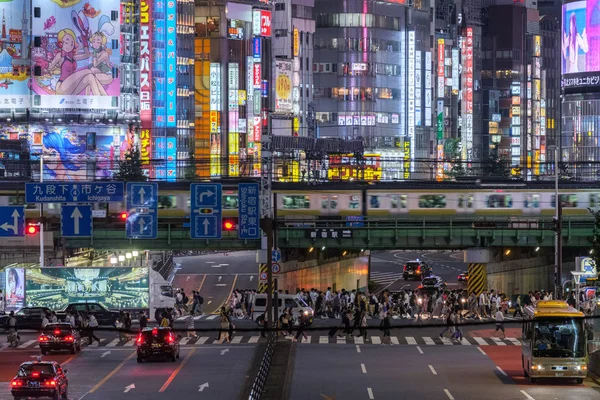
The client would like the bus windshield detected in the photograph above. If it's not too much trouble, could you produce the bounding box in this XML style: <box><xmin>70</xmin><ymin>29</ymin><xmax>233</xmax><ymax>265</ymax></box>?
<box><xmin>532</xmin><ymin>318</ymin><xmax>585</xmax><ymax>358</ymax></box>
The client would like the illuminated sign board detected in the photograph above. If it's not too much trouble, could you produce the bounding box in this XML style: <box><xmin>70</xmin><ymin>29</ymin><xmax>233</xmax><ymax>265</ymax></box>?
<box><xmin>260</xmin><ymin>10</ymin><xmax>272</xmax><ymax>37</ymax></box>
<box><xmin>31</xmin><ymin>0</ymin><xmax>120</xmax><ymax>109</ymax></box>
<box><xmin>254</xmin><ymin>63</ymin><xmax>262</xmax><ymax>87</ymax></box>
<box><xmin>210</xmin><ymin>63</ymin><xmax>221</xmax><ymax>177</ymax></box>
<box><xmin>140</xmin><ymin>0</ymin><xmax>152</xmax><ymax>171</ymax></box>
<box><xmin>293</xmin><ymin>28</ymin><xmax>299</xmax><ymax>57</ymax></box>
<box><xmin>451</xmin><ymin>49</ymin><xmax>459</xmax><ymax>94</ymax></box>
<box><xmin>437</xmin><ymin>39</ymin><xmax>445</xmax><ymax>99</ymax></box>
<box><xmin>0</xmin><ymin>1</ymin><xmax>29</xmax><ymax>108</ymax></box>
<box><xmin>408</xmin><ymin>31</ymin><xmax>415</xmax><ymax>175</ymax></box>
<box><xmin>228</xmin><ymin>63</ymin><xmax>239</xmax><ymax>177</ymax></box>
<box><xmin>425</xmin><ymin>51</ymin><xmax>432</xmax><ymax>127</ymax></box>
<box><xmin>275</xmin><ymin>60</ymin><xmax>292</xmax><ymax>113</ymax></box>
<box><xmin>166</xmin><ymin>0</ymin><xmax>177</xmax><ymax>128</ymax></box>
<box><xmin>462</xmin><ymin>27</ymin><xmax>474</xmax><ymax>162</ymax></box>
<box><xmin>253</xmin><ymin>37</ymin><xmax>261</xmax><ymax>59</ymax></box>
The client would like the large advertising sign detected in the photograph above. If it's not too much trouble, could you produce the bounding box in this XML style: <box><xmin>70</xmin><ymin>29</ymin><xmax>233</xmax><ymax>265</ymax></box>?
<box><xmin>0</xmin><ymin>0</ymin><xmax>30</xmax><ymax>109</ymax></box>
<box><xmin>210</xmin><ymin>62</ymin><xmax>221</xmax><ymax>177</ymax></box>
<box><xmin>24</xmin><ymin>268</ymin><xmax>149</xmax><ymax>310</ymax></box>
<box><xmin>462</xmin><ymin>27</ymin><xmax>474</xmax><ymax>162</ymax></box>
<box><xmin>5</xmin><ymin>267</ymin><xmax>25</xmax><ymax>312</ymax></box>
<box><xmin>437</xmin><ymin>39</ymin><xmax>445</xmax><ymax>99</ymax></box>
<box><xmin>153</xmin><ymin>0</ymin><xmax>166</xmax><ymax>128</ymax></box>
<box><xmin>140</xmin><ymin>0</ymin><xmax>152</xmax><ymax>174</ymax></box>
<box><xmin>166</xmin><ymin>0</ymin><xmax>177</xmax><ymax>127</ymax></box>
<box><xmin>275</xmin><ymin>60</ymin><xmax>292</xmax><ymax>113</ymax></box>
<box><xmin>562</xmin><ymin>0</ymin><xmax>600</xmax><ymax>89</ymax></box>
<box><xmin>31</xmin><ymin>0</ymin><xmax>120</xmax><ymax>109</ymax></box>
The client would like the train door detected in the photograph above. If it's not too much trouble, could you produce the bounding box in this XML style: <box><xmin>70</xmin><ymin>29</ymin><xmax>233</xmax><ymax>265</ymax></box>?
<box><xmin>457</xmin><ymin>193</ymin><xmax>475</xmax><ymax>214</ymax></box>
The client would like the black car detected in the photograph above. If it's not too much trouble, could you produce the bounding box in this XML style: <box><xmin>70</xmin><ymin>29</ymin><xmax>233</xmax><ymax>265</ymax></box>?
<box><xmin>421</xmin><ymin>276</ymin><xmax>447</xmax><ymax>290</ymax></box>
<box><xmin>136</xmin><ymin>327</ymin><xmax>180</xmax><ymax>363</ymax></box>
<box><xmin>38</xmin><ymin>323</ymin><xmax>83</xmax><ymax>355</ymax></box>
<box><xmin>11</xmin><ymin>361</ymin><xmax>68</xmax><ymax>400</ymax></box>
<box><xmin>56</xmin><ymin>303</ymin><xmax>119</xmax><ymax>327</ymax></box>
<box><xmin>402</xmin><ymin>260</ymin><xmax>433</xmax><ymax>281</ymax></box>
<box><xmin>0</xmin><ymin>307</ymin><xmax>52</xmax><ymax>332</ymax></box>
<box><xmin>458</xmin><ymin>272</ymin><xmax>469</xmax><ymax>283</ymax></box>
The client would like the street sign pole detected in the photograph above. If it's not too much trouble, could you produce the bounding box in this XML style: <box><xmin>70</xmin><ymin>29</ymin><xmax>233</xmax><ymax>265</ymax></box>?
<box><xmin>39</xmin><ymin>155</ymin><xmax>44</xmax><ymax>268</ymax></box>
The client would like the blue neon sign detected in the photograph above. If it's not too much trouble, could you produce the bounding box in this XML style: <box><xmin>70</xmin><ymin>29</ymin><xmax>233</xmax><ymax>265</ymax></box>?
<box><xmin>166</xmin><ymin>0</ymin><xmax>177</xmax><ymax>128</ymax></box>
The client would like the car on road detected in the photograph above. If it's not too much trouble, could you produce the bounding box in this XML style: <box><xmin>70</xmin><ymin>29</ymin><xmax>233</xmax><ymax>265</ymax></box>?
<box><xmin>458</xmin><ymin>272</ymin><xmax>468</xmax><ymax>283</ymax></box>
<box><xmin>136</xmin><ymin>327</ymin><xmax>180</xmax><ymax>363</ymax></box>
<box><xmin>56</xmin><ymin>303</ymin><xmax>119</xmax><ymax>327</ymax></box>
<box><xmin>421</xmin><ymin>275</ymin><xmax>447</xmax><ymax>290</ymax></box>
<box><xmin>402</xmin><ymin>260</ymin><xmax>433</xmax><ymax>281</ymax></box>
<box><xmin>0</xmin><ymin>307</ymin><xmax>52</xmax><ymax>332</ymax></box>
<box><xmin>38</xmin><ymin>323</ymin><xmax>83</xmax><ymax>355</ymax></box>
<box><xmin>11</xmin><ymin>360</ymin><xmax>68</xmax><ymax>400</ymax></box>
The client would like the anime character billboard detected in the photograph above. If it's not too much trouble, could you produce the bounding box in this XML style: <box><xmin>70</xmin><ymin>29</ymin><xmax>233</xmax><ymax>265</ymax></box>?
<box><xmin>0</xmin><ymin>0</ymin><xmax>31</xmax><ymax>109</ymax></box>
<box><xmin>30</xmin><ymin>0</ymin><xmax>120</xmax><ymax>109</ymax></box>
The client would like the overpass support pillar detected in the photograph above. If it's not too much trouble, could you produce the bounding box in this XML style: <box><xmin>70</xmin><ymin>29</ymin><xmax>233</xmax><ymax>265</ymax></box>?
<box><xmin>464</xmin><ymin>248</ymin><xmax>490</xmax><ymax>296</ymax></box>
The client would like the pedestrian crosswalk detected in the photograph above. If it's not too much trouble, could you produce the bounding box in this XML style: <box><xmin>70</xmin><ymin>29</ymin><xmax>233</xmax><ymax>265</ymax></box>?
<box><xmin>0</xmin><ymin>334</ymin><xmax>521</xmax><ymax>351</ymax></box>
<box><xmin>369</xmin><ymin>271</ymin><xmax>402</xmax><ymax>286</ymax></box>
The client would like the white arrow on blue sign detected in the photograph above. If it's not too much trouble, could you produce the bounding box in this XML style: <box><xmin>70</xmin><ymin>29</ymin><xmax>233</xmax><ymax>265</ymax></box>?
<box><xmin>0</xmin><ymin>206</ymin><xmax>25</xmax><ymax>237</ymax></box>
<box><xmin>190</xmin><ymin>183</ymin><xmax>222</xmax><ymax>239</ymax></box>
<box><xmin>272</xmin><ymin>250</ymin><xmax>281</xmax><ymax>263</ymax></box>
<box><xmin>61</xmin><ymin>205</ymin><xmax>93</xmax><ymax>238</ymax></box>
<box><xmin>126</xmin><ymin>183</ymin><xmax>158</xmax><ymax>239</ymax></box>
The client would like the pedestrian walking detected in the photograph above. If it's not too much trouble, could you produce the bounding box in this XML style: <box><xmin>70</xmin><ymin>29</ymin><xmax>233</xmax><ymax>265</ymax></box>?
<box><xmin>293</xmin><ymin>313</ymin><xmax>308</xmax><ymax>343</ymax></box>
<box><xmin>86</xmin><ymin>314</ymin><xmax>101</xmax><ymax>345</ymax></box>
<box><xmin>495</xmin><ymin>309</ymin><xmax>506</xmax><ymax>338</ymax></box>
<box><xmin>218</xmin><ymin>315</ymin><xmax>231</xmax><ymax>344</ymax></box>
<box><xmin>186</xmin><ymin>314</ymin><xmax>197</xmax><ymax>339</ymax></box>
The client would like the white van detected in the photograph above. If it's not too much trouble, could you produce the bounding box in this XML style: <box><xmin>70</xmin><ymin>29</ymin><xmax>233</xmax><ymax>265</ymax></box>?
<box><xmin>252</xmin><ymin>294</ymin><xmax>314</xmax><ymax>326</ymax></box>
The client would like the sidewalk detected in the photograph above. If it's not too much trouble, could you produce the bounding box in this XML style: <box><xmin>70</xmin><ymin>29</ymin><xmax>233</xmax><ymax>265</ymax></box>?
<box><xmin>469</xmin><ymin>328</ymin><xmax>521</xmax><ymax>338</ymax></box>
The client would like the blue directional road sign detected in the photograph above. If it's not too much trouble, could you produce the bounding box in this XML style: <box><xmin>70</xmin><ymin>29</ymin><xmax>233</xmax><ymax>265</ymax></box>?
<box><xmin>0</xmin><ymin>206</ymin><xmax>25</xmax><ymax>237</ymax></box>
<box><xmin>61</xmin><ymin>205</ymin><xmax>93</xmax><ymax>237</ymax></box>
<box><xmin>272</xmin><ymin>249</ymin><xmax>281</xmax><ymax>263</ymax></box>
<box><xmin>126</xmin><ymin>183</ymin><xmax>158</xmax><ymax>239</ymax></box>
<box><xmin>190</xmin><ymin>183</ymin><xmax>222</xmax><ymax>239</ymax></box>
<box><xmin>238</xmin><ymin>183</ymin><xmax>260</xmax><ymax>240</ymax></box>
<box><xmin>26</xmin><ymin>182</ymin><xmax>124</xmax><ymax>203</ymax></box>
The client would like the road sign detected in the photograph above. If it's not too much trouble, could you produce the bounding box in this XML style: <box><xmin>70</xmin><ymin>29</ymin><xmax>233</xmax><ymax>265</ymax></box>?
<box><xmin>259</xmin><ymin>271</ymin><xmax>268</xmax><ymax>283</ymax></box>
<box><xmin>272</xmin><ymin>249</ymin><xmax>281</xmax><ymax>263</ymax></box>
<box><xmin>126</xmin><ymin>183</ymin><xmax>158</xmax><ymax>239</ymax></box>
<box><xmin>0</xmin><ymin>206</ymin><xmax>25</xmax><ymax>237</ymax></box>
<box><xmin>25</xmin><ymin>182</ymin><xmax>124</xmax><ymax>203</ymax></box>
<box><xmin>190</xmin><ymin>183</ymin><xmax>222</xmax><ymax>239</ymax></box>
<box><xmin>272</xmin><ymin>262</ymin><xmax>281</xmax><ymax>275</ymax></box>
<box><xmin>61</xmin><ymin>205</ymin><xmax>93</xmax><ymax>237</ymax></box>
<box><xmin>238</xmin><ymin>183</ymin><xmax>260</xmax><ymax>239</ymax></box>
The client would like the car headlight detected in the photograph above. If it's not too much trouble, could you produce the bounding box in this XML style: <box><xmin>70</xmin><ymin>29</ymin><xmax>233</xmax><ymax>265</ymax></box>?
<box><xmin>576</xmin><ymin>365</ymin><xmax>587</xmax><ymax>371</ymax></box>
<box><xmin>532</xmin><ymin>365</ymin><xmax>544</xmax><ymax>370</ymax></box>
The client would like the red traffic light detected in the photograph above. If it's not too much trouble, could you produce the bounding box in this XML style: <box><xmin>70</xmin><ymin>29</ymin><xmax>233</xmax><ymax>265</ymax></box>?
<box><xmin>223</xmin><ymin>220</ymin><xmax>235</xmax><ymax>231</ymax></box>
<box><xmin>120</xmin><ymin>212</ymin><xmax>128</xmax><ymax>220</ymax></box>
<box><xmin>26</xmin><ymin>224</ymin><xmax>39</xmax><ymax>235</ymax></box>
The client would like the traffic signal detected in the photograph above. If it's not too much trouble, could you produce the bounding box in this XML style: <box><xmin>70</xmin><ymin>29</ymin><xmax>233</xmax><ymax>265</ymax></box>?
<box><xmin>120</xmin><ymin>212</ymin><xmax>128</xmax><ymax>221</ymax></box>
<box><xmin>223</xmin><ymin>219</ymin><xmax>236</xmax><ymax>231</ymax></box>
<box><xmin>26</xmin><ymin>224</ymin><xmax>39</xmax><ymax>235</ymax></box>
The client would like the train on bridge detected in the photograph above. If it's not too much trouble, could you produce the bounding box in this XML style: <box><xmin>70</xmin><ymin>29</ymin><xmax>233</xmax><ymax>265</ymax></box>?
<box><xmin>0</xmin><ymin>181</ymin><xmax>596</xmax><ymax>221</ymax></box>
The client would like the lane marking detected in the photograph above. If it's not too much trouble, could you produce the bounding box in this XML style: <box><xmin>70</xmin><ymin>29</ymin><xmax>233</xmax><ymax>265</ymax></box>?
<box><xmin>423</xmin><ymin>337</ymin><xmax>435</xmax><ymax>345</ymax></box>
<box><xmin>416</xmin><ymin>346</ymin><xmax>424</xmax><ymax>354</ymax></box>
<box><xmin>367</xmin><ymin>387</ymin><xmax>375</xmax><ymax>399</ymax></box>
<box><xmin>62</xmin><ymin>354</ymin><xmax>78</xmax><ymax>365</ymax></box>
<box><xmin>356</xmin><ymin>345</ymin><xmax>361</xmax><ymax>353</ymax></box>
<box><xmin>520</xmin><ymin>390</ymin><xmax>535</xmax><ymax>400</ymax></box>
<box><xmin>211</xmin><ymin>273</ymin><xmax>238</xmax><ymax>314</ymax></box>
<box><xmin>361</xmin><ymin>363</ymin><xmax>367</xmax><ymax>374</ymax></box>
<box><xmin>179</xmin><ymin>337</ymin><xmax>191</xmax><ymax>345</ymax></box>
<box><xmin>406</xmin><ymin>336</ymin><xmax>417</xmax><ymax>345</ymax></box>
<box><xmin>390</xmin><ymin>337</ymin><xmax>399</xmax><ymax>345</ymax></box>
<box><xmin>89</xmin><ymin>351</ymin><xmax>136</xmax><ymax>393</ymax></box>
<box><xmin>215</xmin><ymin>284</ymin><xmax>227</xmax><ymax>286</ymax></box>
<box><xmin>477</xmin><ymin>347</ymin><xmax>487</xmax><ymax>355</ymax></box>
<box><xmin>491</xmin><ymin>337</ymin><xmax>506</xmax><ymax>346</ymax></box>
<box><xmin>428</xmin><ymin>365</ymin><xmax>438</xmax><ymax>375</ymax></box>
<box><xmin>444</xmin><ymin>389</ymin><xmax>455</xmax><ymax>400</ymax></box>
<box><xmin>159</xmin><ymin>348</ymin><xmax>196</xmax><ymax>392</ymax></box>
<box><xmin>248</xmin><ymin>336</ymin><xmax>260</xmax><ymax>344</ymax></box>
<box><xmin>473</xmin><ymin>337</ymin><xmax>488</xmax><ymax>346</ymax></box>
<box><xmin>460</xmin><ymin>338</ymin><xmax>471</xmax><ymax>345</ymax></box>
<box><xmin>496</xmin><ymin>366</ymin><xmax>508</xmax><ymax>377</ymax></box>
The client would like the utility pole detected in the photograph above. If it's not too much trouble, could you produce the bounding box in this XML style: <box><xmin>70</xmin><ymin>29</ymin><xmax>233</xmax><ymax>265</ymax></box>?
<box><xmin>554</xmin><ymin>146</ymin><xmax>562</xmax><ymax>298</ymax></box>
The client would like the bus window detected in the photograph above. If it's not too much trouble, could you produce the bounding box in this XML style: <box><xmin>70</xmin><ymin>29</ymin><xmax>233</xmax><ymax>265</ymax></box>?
<box><xmin>533</xmin><ymin>319</ymin><xmax>585</xmax><ymax>358</ymax></box>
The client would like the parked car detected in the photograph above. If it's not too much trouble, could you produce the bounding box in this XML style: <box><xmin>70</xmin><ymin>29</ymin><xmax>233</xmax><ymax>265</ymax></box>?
<box><xmin>0</xmin><ymin>307</ymin><xmax>52</xmax><ymax>332</ymax></box>
<box><xmin>56</xmin><ymin>303</ymin><xmax>119</xmax><ymax>327</ymax></box>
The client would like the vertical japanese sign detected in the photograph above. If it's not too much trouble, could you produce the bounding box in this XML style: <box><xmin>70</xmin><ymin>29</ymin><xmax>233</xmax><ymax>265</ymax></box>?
<box><xmin>425</xmin><ymin>52</ymin><xmax>432</xmax><ymax>127</ymax></box>
<box><xmin>166</xmin><ymin>0</ymin><xmax>177</xmax><ymax>128</ymax></box>
<box><xmin>275</xmin><ymin>60</ymin><xmax>293</xmax><ymax>113</ymax></box>
<box><xmin>210</xmin><ymin>63</ymin><xmax>221</xmax><ymax>177</ymax></box>
<box><xmin>407</xmin><ymin>31</ymin><xmax>415</xmax><ymax>175</ymax></box>
<box><xmin>415</xmin><ymin>51</ymin><xmax>422</xmax><ymax>127</ymax></box>
<box><xmin>437</xmin><ymin>39</ymin><xmax>445</xmax><ymax>99</ymax></box>
<box><xmin>140</xmin><ymin>0</ymin><xmax>153</xmax><ymax>174</ymax></box>
<box><xmin>166</xmin><ymin>137</ymin><xmax>176</xmax><ymax>182</ymax></box>
<box><xmin>153</xmin><ymin>0</ymin><xmax>166</xmax><ymax>129</ymax></box>
<box><xmin>462</xmin><ymin>28</ymin><xmax>474</xmax><ymax>162</ymax></box>
<box><xmin>293</xmin><ymin>28</ymin><xmax>299</xmax><ymax>57</ymax></box>
<box><xmin>451</xmin><ymin>49</ymin><xmax>459</xmax><ymax>94</ymax></box>
<box><xmin>0</xmin><ymin>0</ymin><xmax>30</xmax><ymax>108</ymax></box>
<box><xmin>228</xmin><ymin>63</ymin><xmax>239</xmax><ymax>177</ymax></box>
<box><xmin>260</xmin><ymin>10</ymin><xmax>271</xmax><ymax>37</ymax></box>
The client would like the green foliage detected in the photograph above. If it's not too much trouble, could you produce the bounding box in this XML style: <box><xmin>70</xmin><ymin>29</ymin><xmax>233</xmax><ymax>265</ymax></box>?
<box><xmin>368</xmin><ymin>280</ymin><xmax>378</xmax><ymax>294</ymax></box>
<box><xmin>446</xmin><ymin>162</ymin><xmax>466</xmax><ymax>179</ymax></box>
<box><xmin>589</xmin><ymin>208</ymin><xmax>600</xmax><ymax>269</ymax></box>
<box><xmin>115</xmin><ymin>147</ymin><xmax>147</xmax><ymax>182</ymax></box>
<box><xmin>184</xmin><ymin>152</ymin><xmax>199</xmax><ymax>181</ymax></box>
<box><xmin>482</xmin><ymin>151</ymin><xmax>510</xmax><ymax>177</ymax></box>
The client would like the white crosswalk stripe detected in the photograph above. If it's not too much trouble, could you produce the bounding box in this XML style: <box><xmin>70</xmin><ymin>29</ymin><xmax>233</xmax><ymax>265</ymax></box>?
<box><xmin>18</xmin><ymin>340</ymin><xmax>36</xmax><ymax>349</ymax></box>
<box><xmin>206</xmin><ymin>315</ymin><xmax>219</xmax><ymax>320</ymax></box>
<box><xmin>248</xmin><ymin>336</ymin><xmax>260</xmax><ymax>344</ymax></box>
<box><xmin>179</xmin><ymin>337</ymin><xmax>192</xmax><ymax>345</ymax></box>
<box><xmin>491</xmin><ymin>337</ymin><xmax>506</xmax><ymax>346</ymax></box>
<box><xmin>194</xmin><ymin>336</ymin><xmax>209</xmax><ymax>345</ymax></box>
<box><xmin>391</xmin><ymin>337</ymin><xmax>400</xmax><ymax>345</ymax></box>
<box><xmin>423</xmin><ymin>337</ymin><xmax>435</xmax><ymax>345</ymax></box>
<box><xmin>124</xmin><ymin>338</ymin><xmax>135</xmax><ymax>347</ymax></box>
<box><xmin>473</xmin><ymin>337</ymin><xmax>488</xmax><ymax>346</ymax></box>
<box><xmin>370</xmin><ymin>336</ymin><xmax>381</xmax><ymax>345</ymax></box>
<box><xmin>230</xmin><ymin>336</ymin><xmax>243</xmax><ymax>344</ymax></box>
<box><xmin>106</xmin><ymin>339</ymin><xmax>120</xmax><ymax>347</ymax></box>
<box><xmin>369</xmin><ymin>271</ymin><xmax>403</xmax><ymax>285</ymax></box>
<box><xmin>406</xmin><ymin>336</ymin><xmax>417</xmax><ymax>345</ymax></box>
<box><xmin>319</xmin><ymin>336</ymin><xmax>328</xmax><ymax>344</ymax></box>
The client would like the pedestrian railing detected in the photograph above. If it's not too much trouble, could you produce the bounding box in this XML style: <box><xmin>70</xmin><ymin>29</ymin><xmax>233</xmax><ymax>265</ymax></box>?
<box><xmin>248</xmin><ymin>332</ymin><xmax>277</xmax><ymax>400</ymax></box>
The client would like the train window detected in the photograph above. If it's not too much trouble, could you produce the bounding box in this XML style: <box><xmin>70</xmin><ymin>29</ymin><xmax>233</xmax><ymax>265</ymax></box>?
<box><xmin>321</xmin><ymin>196</ymin><xmax>328</xmax><ymax>209</ymax></box>
<box><xmin>524</xmin><ymin>195</ymin><xmax>540</xmax><ymax>208</ymax></box>
<box><xmin>158</xmin><ymin>195</ymin><xmax>177</xmax><ymax>209</ymax></box>
<box><xmin>330</xmin><ymin>196</ymin><xmax>338</xmax><ymax>209</ymax></box>
<box><xmin>591</xmin><ymin>194</ymin><xmax>600</xmax><ymax>208</ymax></box>
<box><xmin>418</xmin><ymin>195</ymin><xmax>446</xmax><ymax>208</ymax></box>
<box><xmin>391</xmin><ymin>195</ymin><xmax>407</xmax><ymax>209</ymax></box>
<box><xmin>223</xmin><ymin>195</ymin><xmax>238</xmax><ymax>209</ymax></box>
<box><xmin>458</xmin><ymin>195</ymin><xmax>474</xmax><ymax>208</ymax></box>
<box><xmin>349</xmin><ymin>195</ymin><xmax>360</xmax><ymax>209</ymax></box>
<box><xmin>282</xmin><ymin>195</ymin><xmax>310</xmax><ymax>209</ymax></box>
<box><xmin>551</xmin><ymin>194</ymin><xmax>578</xmax><ymax>208</ymax></box>
<box><xmin>391</xmin><ymin>195</ymin><xmax>399</xmax><ymax>209</ymax></box>
<box><xmin>370</xmin><ymin>196</ymin><xmax>380</xmax><ymax>209</ymax></box>
<box><xmin>486</xmin><ymin>194</ymin><xmax>512</xmax><ymax>208</ymax></box>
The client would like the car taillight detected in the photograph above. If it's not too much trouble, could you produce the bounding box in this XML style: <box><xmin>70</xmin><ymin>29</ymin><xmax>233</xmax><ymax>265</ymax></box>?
<box><xmin>65</xmin><ymin>336</ymin><xmax>74</xmax><ymax>342</ymax></box>
<box><xmin>54</xmin><ymin>329</ymin><xmax>61</xmax><ymax>335</ymax></box>
<box><xmin>458</xmin><ymin>275</ymin><xmax>461</xmax><ymax>280</ymax></box>
<box><xmin>32</xmin><ymin>372</ymin><xmax>39</xmax><ymax>377</ymax></box>
<box><xmin>167</xmin><ymin>334</ymin><xmax>175</xmax><ymax>344</ymax></box>
<box><xmin>416</xmin><ymin>268</ymin><xmax>421</xmax><ymax>273</ymax></box>
<box><xmin>136</xmin><ymin>334</ymin><xmax>143</xmax><ymax>345</ymax></box>
<box><xmin>12</xmin><ymin>380</ymin><xmax>23</xmax><ymax>387</ymax></box>
<box><xmin>44</xmin><ymin>380</ymin><xmax>56</xmax><ymax>387</ymax></box>
<box><xmin>39</xmin><ymin>336</ymin><xmax>48</xmax><ymax>342</ymax></box>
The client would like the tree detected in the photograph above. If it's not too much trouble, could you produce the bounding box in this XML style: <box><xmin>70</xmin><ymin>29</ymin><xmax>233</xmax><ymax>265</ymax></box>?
<box><xmin>184</xmin><ymin>152</ymin><xmax>199</xmax><ymax>181</ymax></box>
<box><xmin>481</xmin><ymin>151</ymin><xmax>510</xmax><ymax>178</ymax></box>
<box><xmin>589</xmin><ymin>208</ymin><xmax>600</xmax><ymax>270</ymax></box>
<box><xmin>446</xmin><ymin>162</ymin><xmax>466</xmax><ymax>179</ymax></box>
<box><xmin>115</xmin><ymin>147</ymin><xmax>147</xmax><ymax>182</ymax></box>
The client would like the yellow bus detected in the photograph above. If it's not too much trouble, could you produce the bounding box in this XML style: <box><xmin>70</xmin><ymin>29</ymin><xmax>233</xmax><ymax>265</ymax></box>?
<box><xmin>522</xmin><ymin>300</ymin><xmax>587</xmax><ymax>383</ymax></box>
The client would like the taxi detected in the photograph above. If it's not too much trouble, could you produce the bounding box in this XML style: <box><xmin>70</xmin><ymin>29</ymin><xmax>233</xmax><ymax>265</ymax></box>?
<box><xmin>11</xmin><ymin>360</ymin><xmax>68</xmax><ymax>400</ymax></box>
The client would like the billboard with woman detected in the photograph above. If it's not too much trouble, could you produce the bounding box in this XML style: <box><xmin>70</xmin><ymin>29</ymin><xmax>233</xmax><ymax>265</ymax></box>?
<box><xmin>5</xmin><ymin>267</ymin><xmax>25</xmax><ymax>312</ymax></box>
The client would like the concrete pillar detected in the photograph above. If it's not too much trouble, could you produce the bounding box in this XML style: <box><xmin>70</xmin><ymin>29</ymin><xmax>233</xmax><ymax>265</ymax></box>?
<box><xmin>464</xmin><ymin>248</ymin><xmax>490</xmax><ymax>296</ymax></box>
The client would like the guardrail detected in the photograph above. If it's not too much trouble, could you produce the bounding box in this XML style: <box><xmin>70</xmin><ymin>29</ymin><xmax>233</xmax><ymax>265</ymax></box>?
<box><xmin>248</xmin><ymin>333</ymin><xmax>277</xmax><ymax>400</ymax></box>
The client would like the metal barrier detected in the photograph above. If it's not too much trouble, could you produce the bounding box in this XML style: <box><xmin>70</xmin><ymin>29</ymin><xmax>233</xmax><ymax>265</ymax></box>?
<box><xmin>248</xmin><ymin>333</ymin><xmax>277</xmax><ymax>400</ymax></box>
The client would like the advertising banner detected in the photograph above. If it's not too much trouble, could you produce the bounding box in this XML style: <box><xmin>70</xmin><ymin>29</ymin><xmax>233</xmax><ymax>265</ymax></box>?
<box><xmin>275</xmin><ymin>60</ymin><xmax>292</xmax><ymax>113</ymax></box>
<box><xmin>5</xmin><ymin>267</ymin><xmax>25</xmax><ymax>312</ymax></box>
<box><xmin>166</xmin><ymin>0</ymin><xmax>177</xmax><ymax>127</ymax></box>
<box><xmin>140</xmin><ymin>0</ymin><xmax>152</xmax><ymax>173</ymax></box>
<box><xmin>31</xmin><ymin>0</ymin><xmax>120</xmax><ymax>109</ymax></box>
<box><xmin>24</xmin><ymin>268</ymin><xmax>149</xmax><ymax>310</ymax></box>
<box><xmin>0</xmin><ymin>0</ymin><xmax>30</xmax><ymax>108</ymax></box>
<box><xmin>153</xmin><ymin>0</ymin><xmax>166</xmax><ymax>128</ymax></box>
<box><xmin>166</xmin><ymin>137</ymin><xmax>176</xmax><ymax>182</ymax></box>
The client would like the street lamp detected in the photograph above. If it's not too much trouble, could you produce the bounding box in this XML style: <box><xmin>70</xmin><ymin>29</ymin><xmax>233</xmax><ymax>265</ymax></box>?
<box><xmin>126</xmin><ymin>252</ymin><xmax>132</xmax><ymax>259</ymax></box>
<box><xmin>549</xmin><ymin>145</ymin><xmax>561</xmax><ymax>297</ymax></box>
<box><xmin>110</xmin><ymin>257</ymin><xmax>117</xmax><ymax>265</ymax></box>
<box><xmin>132</xmin><ymin>250</ymin><xmax>139</xmax><ymax>257</ymax></box>
<box><xmin>118</xmin><ymin>255</ymin><xmax>125</xmax><ymax>266</ymax></box>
